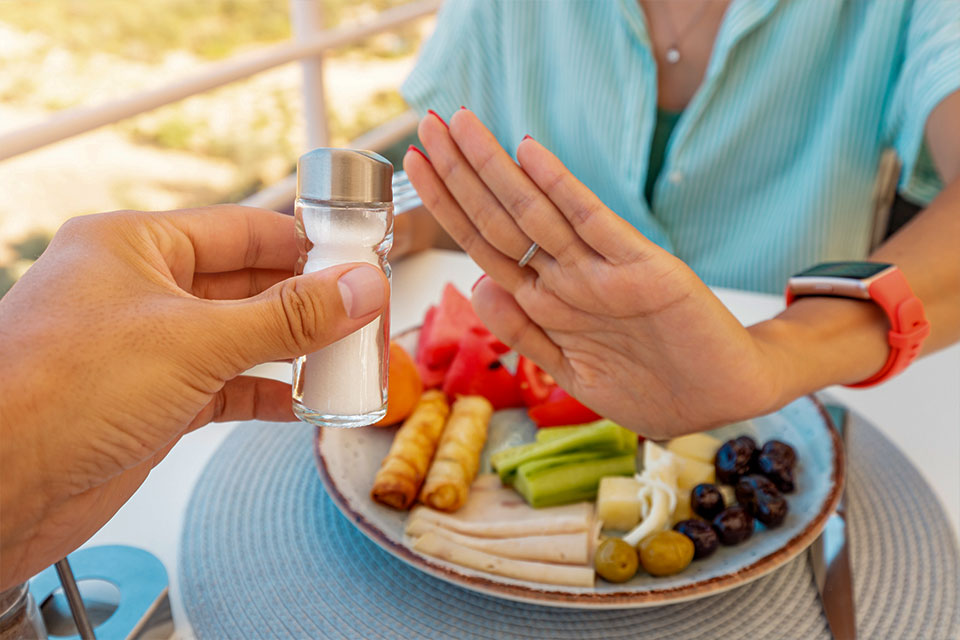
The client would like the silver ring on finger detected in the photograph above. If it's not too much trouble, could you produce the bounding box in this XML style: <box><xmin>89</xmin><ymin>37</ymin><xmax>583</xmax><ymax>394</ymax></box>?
<box><xmin>518</xmin><ymin>242</ymin><xmax>540</xmax><ymax>268</ymax></box>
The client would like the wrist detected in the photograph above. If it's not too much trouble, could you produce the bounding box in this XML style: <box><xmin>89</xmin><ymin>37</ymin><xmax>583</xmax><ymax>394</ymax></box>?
<box><xmin>747</xmin><ymin>296</ymin><xmax>889</xmax><ymax>406</ymax></box>
<box><xmin>746</xmin><ymin>318</ymin><xmax>807</xmax><ymax>413</ymax></box>
<box><xmin>0</xmin><ymin>359</ymin><xmax>64</xmax><ymax>545</ymax></box>
<box><xmin>390</xmin><ymin>206</ymin><xmax>439</xmax><ymax>260</ymax></box>
<box><xmin>389</xmin><ymin>211</ymin><xmax>414</xmax><ymax>259</ymax></box>
<box><xmin>0</xmin><ymin>401</ymin><xmax>43</xmax><ymax>556</ymax></box>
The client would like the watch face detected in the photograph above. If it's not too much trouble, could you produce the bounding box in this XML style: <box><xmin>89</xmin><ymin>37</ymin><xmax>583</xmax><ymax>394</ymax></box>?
<box><xmin>793</xmin><ymin>261</ymin><xmax>892</xmax><ymax>280</ymax></box>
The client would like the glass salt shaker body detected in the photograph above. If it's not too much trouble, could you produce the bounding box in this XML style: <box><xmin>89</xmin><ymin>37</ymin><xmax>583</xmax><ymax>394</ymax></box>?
<box><xmin>292</xmin><ymin>148</ymin><xmax>393</xmax><ymax>428</ymax></box>
<box><xmin>0</xmin><ymin>583</ymin><xmax>47</xmax><ymax>639</ymax></box>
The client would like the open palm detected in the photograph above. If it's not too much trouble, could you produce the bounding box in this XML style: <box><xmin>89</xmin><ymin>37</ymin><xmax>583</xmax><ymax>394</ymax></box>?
<box><xmin>404</xmin><ymin>110</ymin><xmax>786</xmax><ymax>437</ymax></box>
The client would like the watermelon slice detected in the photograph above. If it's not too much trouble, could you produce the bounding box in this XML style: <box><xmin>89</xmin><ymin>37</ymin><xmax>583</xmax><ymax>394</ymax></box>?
<box><xmin>417</xmin><ymin>362</ymin><xmax>447</xmax><ymax>390</ymax></box>
<box><xmin>416</xmin><ymin>284</ymin><xmax>505</xmax><ymax>362</ymax></box>
<box><xmin>420</xmin><ymin>285</ymin><xmax>471</xmax><ymax>368</ymax></box>
<box><xmin>415</xmin><ymin>307</ymin><xmax>447</xmax><ymax>388</ymax></box>
<box><xmin>416</xmin><ymin>362</ymin><xmax>447</xmax><ymax>390</ymax></box>
<box><xmin>415</xmin><ymin>283</ymin><xmax>509</xmax><ymax>390</ymax></box>
<box><xmin>418</xmin><ymin>284</ymin><xmax>490</xmax><ymax>368</ymax></box>
<box><xmin>413</xmin><ymin>306</ymin><xmax>447</xmax><ymax>388</ymax></box>
<box><xmin>475</xmin><ymin>326</ymin><xmax>510</xmax><ymax>355</ymax></box>
<box><xmin>442</xmin><ymin>330</ymin><xmax>522</xmax><ymax>410</ymax></box>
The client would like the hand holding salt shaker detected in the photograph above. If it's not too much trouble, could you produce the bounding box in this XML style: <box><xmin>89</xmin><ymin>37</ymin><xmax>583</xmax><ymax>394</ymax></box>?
<box><xmin>292</xmin><ymin>148</ymin><xmax>393</xmax><ymax>427</ymax></box>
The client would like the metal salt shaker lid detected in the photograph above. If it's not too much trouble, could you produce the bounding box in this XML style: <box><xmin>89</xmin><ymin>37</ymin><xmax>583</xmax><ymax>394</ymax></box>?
<box><xmin>297</xmin><ymin>148</ymin><xmax>393</xmax><ymax>203</ymax></box>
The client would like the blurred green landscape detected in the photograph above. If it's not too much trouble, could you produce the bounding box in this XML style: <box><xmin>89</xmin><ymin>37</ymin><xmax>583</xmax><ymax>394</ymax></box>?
<box><xmin>0</xmin><ymin>0</ymin><xmax>430</xmax><ymax>295</ymax></box>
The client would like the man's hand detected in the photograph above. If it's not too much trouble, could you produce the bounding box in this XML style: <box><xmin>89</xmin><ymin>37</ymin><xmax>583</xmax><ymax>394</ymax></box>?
<box><xmin>0</xmin><ymin>205</ymin><xmax>388</xmax><ymax>589</ymax></box>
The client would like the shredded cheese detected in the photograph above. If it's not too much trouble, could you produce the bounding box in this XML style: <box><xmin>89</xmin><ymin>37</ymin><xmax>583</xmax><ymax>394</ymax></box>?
<box><xmin>621</xmin><ymin>443</ymin><xmax>681</xmax><ymax>547</ymax></box>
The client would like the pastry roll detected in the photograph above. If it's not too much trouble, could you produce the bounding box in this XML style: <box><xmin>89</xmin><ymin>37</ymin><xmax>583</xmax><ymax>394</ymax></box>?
<box><xmin>371</xmin><ymin>390</ymin><xmax>450</xmax><ymax>510</ymax></box>
<box><xmin>419</xmin><ymin>395</ymin><xmax>493</xmax><ymax>512</ymax></box>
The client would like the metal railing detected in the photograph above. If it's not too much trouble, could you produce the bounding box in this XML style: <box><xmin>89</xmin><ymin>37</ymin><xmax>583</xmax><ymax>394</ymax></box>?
<box><xmin>0</xmin><ymin>0</ymin><xmax>440</xmax><ymax>209</ymax></box>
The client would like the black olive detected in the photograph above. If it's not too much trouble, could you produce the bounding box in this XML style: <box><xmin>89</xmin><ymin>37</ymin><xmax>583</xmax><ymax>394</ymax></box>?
<box><xmin>761</xmin><ymin>440</ymin><xmax>797</xmax><ymax>469</ymax></box>
<box><xmin>736</xmin><ymin>436</ymin><xmax>761</xmax><ymax>471</ymax></box>
<box><xmin>758</xmin><ymin>453</ymin><xmax>796</xmax><ymax>493</ymax></box>
<box><xmin>691</xmin><ymin>483</ymin><xmax>725</xmax><ymax>520</ymax></box>
<box><xmin>736</xmin><ymin>475</ymin><xmax>789</xmax><ymax>527</ymax></box>
<box><xmin>674</xmin><ymin>519</ymin><xmax>719</xmax><ymax>559</ymax></box>
<box><xmin>712</xmin><ymin>506</ymin><xmax>754</xmax><ymax>545</ymax></box>
<box><xmin>734</xmin><ymin>474</ymin><xmax>778</xmax><ymax>510</ymax></box>
<box><xmin>714</xmin><ymin>438</ymin><xmax>757</xmax><ymax>484</ymax></box>
<box><xmin>754</xmin><ymin>489</ymin><xmax>789</xmax><ymax>527</ymax></box>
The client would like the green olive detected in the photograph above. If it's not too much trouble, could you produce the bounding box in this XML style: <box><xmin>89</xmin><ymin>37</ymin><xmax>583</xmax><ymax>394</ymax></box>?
<box><xmin>639</xmin><ymin>530</ymin><xmax>695</xmax><ymax>576</ymax></box>
<box><xmin>593</xmin><ymin>538</ymin><xmax>639</xmax><ymax>583</ymax></box>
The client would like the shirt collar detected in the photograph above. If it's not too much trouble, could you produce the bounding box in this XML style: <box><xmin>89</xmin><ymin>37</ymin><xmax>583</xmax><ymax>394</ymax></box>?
<box><xmin>708</xmin><ymin>0</ymin><xmax>779</xmax><ymax>78</ymax></box>
<box><xmin>617</xmin><ymin>0</ymin><xmax>781</xmax><ymax>75</ymax></box>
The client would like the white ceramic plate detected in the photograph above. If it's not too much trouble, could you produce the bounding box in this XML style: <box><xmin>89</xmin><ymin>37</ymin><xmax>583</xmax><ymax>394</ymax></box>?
<box><xmin>314</xmin><ymin>333</ymin><xmax>843</xmax><ymax>609</ymax></box>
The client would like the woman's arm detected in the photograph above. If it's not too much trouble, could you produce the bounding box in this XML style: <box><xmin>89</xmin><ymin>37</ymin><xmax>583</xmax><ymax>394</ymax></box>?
<box><xmin>403</xmin><ymin>107</ymin><xmax>960</xmax><ymax>439</ymax></box>
<box><xmin>751</xmin><ymin>90</ymin><xmax>960</xmax><ymax>404</ymax></box>
<box><xmin>390</xmin><ymin>204</ymin><xmax>460</xmax><ymax>259</ymax></box>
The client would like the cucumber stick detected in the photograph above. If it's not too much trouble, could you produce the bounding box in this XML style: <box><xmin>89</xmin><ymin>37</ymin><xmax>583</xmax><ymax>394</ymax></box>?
<box><xmin>489</xmin><ymin>441</ymin><xmax>539</xmax><ymax>472</ymax></box>
<box><xmin>535</xmin><ymin>424</ymin><xmax>598</xmax><ymax>443</ymax></box>
<box><xmin>536</xmin><ymin>420</ymin><xmax>638</xmax><ymax>453</ymax></box>
<box><xmin>513</xmin><ymin>451</ymin><xmax>609</xmax><ymax>475</ymax></box>
<box><xmin>492</xmin><ymin>421</ymin><xmax>632</xmax><ymax>484</ymax></box>
<box><xmin>514</xmin><ymin>453</ymin><xmax>637</xmax><ymax>508</ymax></box>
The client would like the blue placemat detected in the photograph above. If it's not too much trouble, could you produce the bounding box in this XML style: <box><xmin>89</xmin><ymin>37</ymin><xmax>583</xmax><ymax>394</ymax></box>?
<box><xmin>30</xmin><ymin>545</ymin><xmax>168</xmax><ymax>640</ymax></box>
<box><xmin>179</xmin><ymin>414</ymin><xmax>959</xmax><ymax>639</ymax></box>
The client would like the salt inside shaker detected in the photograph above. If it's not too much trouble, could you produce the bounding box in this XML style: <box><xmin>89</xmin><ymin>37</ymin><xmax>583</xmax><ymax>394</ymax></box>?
<box><xmin>292</xmin><ymin>148</ymin><xmax>393</xmax><ymax>428</ymax></box>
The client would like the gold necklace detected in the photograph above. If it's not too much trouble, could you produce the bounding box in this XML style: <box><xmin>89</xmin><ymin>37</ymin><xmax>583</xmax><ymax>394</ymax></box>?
<box><xmin>661</xmin><ymin>1</ymin><xmax>712</xmax><ymax>64</ymax></box>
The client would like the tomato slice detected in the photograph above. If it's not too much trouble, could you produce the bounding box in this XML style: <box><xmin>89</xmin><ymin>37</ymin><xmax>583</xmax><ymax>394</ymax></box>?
<box><xmin>527</xmin><ymin>390</ymin><xmax>602</xmax><ymax>427</ymax></box>
<box><xmin>515</xmin><ymin>356</ymin><xmax>558</xmax><ymax>407</ymax></box>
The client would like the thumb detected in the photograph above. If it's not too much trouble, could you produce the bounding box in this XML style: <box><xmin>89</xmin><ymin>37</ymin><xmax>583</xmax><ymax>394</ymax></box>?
<box><xmin>213</xmin><ymin>263</ymin><xmax>389</xmax><ymax>368</ymax></box>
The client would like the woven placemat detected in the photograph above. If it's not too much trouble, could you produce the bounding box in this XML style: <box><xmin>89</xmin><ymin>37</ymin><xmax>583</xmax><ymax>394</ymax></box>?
<box><xmin>179</xmin><ymin>414</ymin><xmax>959</xmax><ymax>639</ymax></box>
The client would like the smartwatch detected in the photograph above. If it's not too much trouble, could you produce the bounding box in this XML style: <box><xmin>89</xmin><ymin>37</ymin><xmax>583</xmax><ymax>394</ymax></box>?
<box><xmin>785</xmin><ymin>261</ymin><xmax>930</xmax><ymax>388</ymax></box>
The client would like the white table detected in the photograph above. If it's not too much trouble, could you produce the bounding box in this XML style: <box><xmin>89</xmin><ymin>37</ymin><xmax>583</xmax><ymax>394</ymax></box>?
<box><xmin>80</xmin><ymin>250</ymin><xmax>960</xmax><ymax>639</ymax></box>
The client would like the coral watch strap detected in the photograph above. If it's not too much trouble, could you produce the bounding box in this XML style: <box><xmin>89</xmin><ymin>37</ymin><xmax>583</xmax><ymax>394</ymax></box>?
<box><xmin>846</xmin><ymin>269</ymin><xmax>930</xmax><ymax>387</ymax></box>
<box><xmin>785</xmin><ymin>267</ymin><xmax>930</xmax><ymax>388</ymax></box>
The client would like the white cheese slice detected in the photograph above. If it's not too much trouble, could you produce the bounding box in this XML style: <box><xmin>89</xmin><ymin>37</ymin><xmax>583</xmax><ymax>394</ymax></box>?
<box><xmin>407</xmin><ymin>520</ymin><xmax>590</xmax><ymax>565</ymax></box>
<box><xmin>413</xmin><ymin>531</ymin><xmax>595</xmax><ymax>588</ymax></box>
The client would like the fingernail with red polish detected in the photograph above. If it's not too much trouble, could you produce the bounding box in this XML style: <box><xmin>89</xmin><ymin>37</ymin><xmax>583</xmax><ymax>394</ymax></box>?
<box><xmin>460</xmin><ymin>105</ymin><xmax>467</xmax><ymax>110</ymax></box>
<box><xmin>338</xmin><ymin>265</ymin><xmax>386</xmax><ymax>319</ymax></box>
<box><xmin>427</xmin><ymin>109</ymin><xmax>448</xmax><ymax>130</ymax></box>
<box><xmin>522</xmin><ymin>134</ymin><xmax>533</xmax><ymax>141</ymax></box>
<box><xmin>407</xmin><ymin>144</ymin><xmax>431</xmax><ymax>164</ymax></box>
<box><xmin>471</xmin><ymin>274</ymin><xmax>488</xmax><ymax>292</ymax></box>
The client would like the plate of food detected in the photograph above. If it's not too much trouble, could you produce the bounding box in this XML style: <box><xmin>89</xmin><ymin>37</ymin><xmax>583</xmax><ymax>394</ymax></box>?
<box><xmin>314</xmin><ymin>284</ymin><xmax>843</xmax><ymax>608</ymax></box>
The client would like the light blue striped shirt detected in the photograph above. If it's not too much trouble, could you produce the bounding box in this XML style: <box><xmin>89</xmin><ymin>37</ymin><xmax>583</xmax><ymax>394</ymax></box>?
<box><xmin>402</xmin><ymin>0</ymin><xmax>960</xmax><ymax>293</ymax></box>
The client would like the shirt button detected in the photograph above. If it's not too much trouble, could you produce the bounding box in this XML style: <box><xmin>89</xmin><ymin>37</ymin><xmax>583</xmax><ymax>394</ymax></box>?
<box><xmin>668</xmin><ymin>171</ymin><xmax>684</xmax><ymax>184</ymax></box>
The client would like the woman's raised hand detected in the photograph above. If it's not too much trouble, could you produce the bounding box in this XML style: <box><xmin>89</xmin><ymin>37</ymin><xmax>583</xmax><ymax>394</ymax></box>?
<box><xmin>404</xmin><ymin>109</ymin><xmax>792</xmax><ymax>438</ymax></box>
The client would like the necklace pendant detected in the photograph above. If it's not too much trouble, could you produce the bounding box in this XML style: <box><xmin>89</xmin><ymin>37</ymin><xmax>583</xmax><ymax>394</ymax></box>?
<box><xmin>666</xmin><ymin>46</ymin><xmax>681</xmax><ymax>64</ymax></box>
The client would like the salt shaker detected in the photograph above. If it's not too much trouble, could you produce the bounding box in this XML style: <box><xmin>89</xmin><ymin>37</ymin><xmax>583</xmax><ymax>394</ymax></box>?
<box><xmin>0</xmin><ymin>583</ymin><xmax>46</xmax><ymax>639</ymax></box>
<box><xmin>292</xmin><ymin>148</ymin><xmax>393</xmax><ymax>428</ymax></box>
